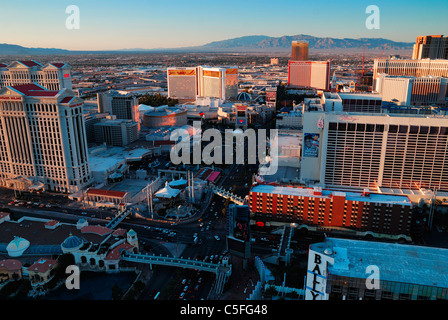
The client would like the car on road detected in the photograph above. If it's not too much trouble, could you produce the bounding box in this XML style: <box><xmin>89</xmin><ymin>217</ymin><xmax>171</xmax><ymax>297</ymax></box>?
<box><xmin>81</xmin><ymin>212</ymin><xmax>87</xmax><ymax>215</ymax></box>
<box><xmin>214</xmin><ymin>236</ymin><xmax>220</xmax><ymax>241</ymax></box>
<box><xmin>183</xmin><ymin>286</ymin><xmax>188</xmax><ymax>292</ymax></box>
<box><xmin>182</xmin><ymin>279</ymin><xmax>187</xmax><ymax>285</ymax></box>
<box><xmin>179</xmin><ymin>292</ymin><xmax>186</xmax><ymax>299</ymax></box>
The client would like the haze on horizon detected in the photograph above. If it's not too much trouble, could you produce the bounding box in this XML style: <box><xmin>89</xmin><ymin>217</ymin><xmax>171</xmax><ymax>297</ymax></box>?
<box><xmin>1</xmin><ymin>0</ymin><xmax>447</xmax><ymax>51</ymax></box>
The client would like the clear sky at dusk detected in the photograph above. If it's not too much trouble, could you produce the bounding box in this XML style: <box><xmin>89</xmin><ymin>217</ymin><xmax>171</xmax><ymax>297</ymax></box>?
<box><xmin>1</xmin><ymin>0</ymin><xmax>448</xmax><ymax>50</ymax></box>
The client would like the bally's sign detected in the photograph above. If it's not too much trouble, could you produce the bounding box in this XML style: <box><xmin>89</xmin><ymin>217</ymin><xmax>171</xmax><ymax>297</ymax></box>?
<box><xmin>305</xmin><ymin>249</ymin><xmax>334</xmax><ymax>300</ymax></box>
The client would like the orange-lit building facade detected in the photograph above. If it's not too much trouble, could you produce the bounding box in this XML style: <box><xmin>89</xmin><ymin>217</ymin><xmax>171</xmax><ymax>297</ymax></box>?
<box><xmin>249</xmin><ymin>185</ymin><xmax>413</xmax><ymax>237</ymax></box>
<box><xmin>288</xmin><ymin>60</ymin><xmax>331</xmax><ymax>91</ymax></box>
<box><xmin>291</xmin><ymin>41</ymin><xmax>309</xmax><ymax>61</ymax></box>
<box><xmin>412</xmin><ymin>35</ymin><xmax>448</xmax><ymax>60</ymax></box>
<box><xmin>167</xmin><ymin>66</ymin><xmax>238</xmax><ymax>100</ymax></box>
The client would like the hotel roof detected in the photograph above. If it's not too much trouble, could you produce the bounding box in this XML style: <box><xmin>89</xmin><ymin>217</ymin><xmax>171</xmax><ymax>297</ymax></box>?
<box><xmin>0</xmin><ymin>219</ymin><xmax>105</xmax><ymax>247</ymax></box>
<box><xmin>311</xmin><ymin>237</ymin><xmax>448</xmax><ymax>288</ymax></box>
<box><xmin>250</xmin><ymin>184</ymin><xmax>412</xmax><ymax>206</ymax></box>
<box><xmin>8</xmin><ymin>84</ymin><xmax>59</xmax><ymax>97</ymax></box>
<box><xmin>86</xmin><ymin>188</ymin><xmax>128</xmax><ymax>198</ymax></box>
<box><xmin>0</xmin><ymin>259</ymin><xmax>22</xmax><ymax>271</ymax></box>
<box><xmin>28</xmin><ymin>258</ymin><xmax>57</xmax><ymax>274</ymax></box>
<box><xmin>17</xmin><ymin>60</ymin><xmax>42</xmax><ymax>68</ymax></box>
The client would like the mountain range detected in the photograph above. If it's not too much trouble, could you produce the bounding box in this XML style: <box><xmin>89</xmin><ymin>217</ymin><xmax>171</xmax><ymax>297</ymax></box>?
<box><xmin>0</xmin><ymin>34</ymin><xmax>414</xmax><ymax>55</ymax></box>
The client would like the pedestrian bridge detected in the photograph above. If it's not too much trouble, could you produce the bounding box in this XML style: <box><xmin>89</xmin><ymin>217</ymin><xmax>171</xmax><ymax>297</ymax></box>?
<box><xmin>211</xmin><ymin>186</ymin><xmax>245</xmax><ymax>205</ymax></box>
<box><xmin>105</xmin><ymin>209</ymin><xmax>132</xmax><ymax>229</ymax></box>
<box><xmin>121</xmin><ymin>252</ymin><xmax>231</xmax><ymax>276</ymax></box>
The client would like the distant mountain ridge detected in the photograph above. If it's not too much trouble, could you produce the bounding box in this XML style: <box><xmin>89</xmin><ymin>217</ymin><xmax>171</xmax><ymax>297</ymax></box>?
<box><xmin>0</xmin><ymin>34</ymin><xmax>414</xmax><ymax>55</ymax></box>
<box><xmin>0</xmin><ymin>43</ymin><xmax>71</xmax><ymax>55</ymax></box>
<box><xmin>202</xmin><ymin>34</ymin><xmax>414</xmax><ymax>52</ymax></box>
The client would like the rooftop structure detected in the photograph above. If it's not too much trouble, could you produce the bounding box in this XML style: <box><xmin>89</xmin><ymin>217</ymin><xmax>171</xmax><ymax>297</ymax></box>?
<box><xmin>250</xmin><ymin>184</ymin><xmax>411</xmax><ymax>206</ymax></box>
<box><xmin>0</xmin><ymin>60</ymin><xmax>72</xmax><ymax>91</ymax></box>
<box><xmin>308</xmin><ymin>237</ymin><xmax>448</xmax><ymax>300</ymax></box>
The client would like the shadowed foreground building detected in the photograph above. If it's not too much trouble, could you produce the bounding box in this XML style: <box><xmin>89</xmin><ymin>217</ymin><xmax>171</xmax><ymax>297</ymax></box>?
<box><xmin>306</xmin><ymin>237</ymin><xmax>448</xmax><ymax>300</ymax></box>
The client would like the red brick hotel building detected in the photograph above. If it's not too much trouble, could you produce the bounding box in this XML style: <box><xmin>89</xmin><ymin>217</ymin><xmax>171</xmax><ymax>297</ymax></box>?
<box><xmin>249</xmin><ymin>184</ymin><xmax>414</xmax><ymax>238</ymax></box>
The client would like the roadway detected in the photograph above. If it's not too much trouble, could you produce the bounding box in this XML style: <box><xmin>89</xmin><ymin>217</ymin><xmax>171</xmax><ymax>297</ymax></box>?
<box><xmin>0</xmin><ymin>131</ymin><xmax>265</xmax><ymax>300</ymax></box>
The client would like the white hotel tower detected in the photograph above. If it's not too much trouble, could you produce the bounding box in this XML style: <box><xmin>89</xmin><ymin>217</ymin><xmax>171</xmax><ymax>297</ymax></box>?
<box><xmin>0</xmin><ymin>83</ymin><xmax>91</xmax><ymax>193</ymax></box>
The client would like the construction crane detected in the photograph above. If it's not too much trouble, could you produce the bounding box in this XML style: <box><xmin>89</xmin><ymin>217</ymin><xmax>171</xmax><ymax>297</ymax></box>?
<box><xmin>357</xmin><ymin>44</ymin><xmax>388</xmax><ymax>91</ymax></box>
<box><xmin>356</xmin><ymin>45</ymin><xmax>366</xmax><ymax>91</ymax></box>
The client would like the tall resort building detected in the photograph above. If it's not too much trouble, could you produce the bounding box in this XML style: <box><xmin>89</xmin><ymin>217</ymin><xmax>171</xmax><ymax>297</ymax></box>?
<box><xmin>412</xmin><ymin>35</ymin><xmax>448</xmax><ymax>60</ymax></box>
<box><xmin>167</xmin><ymin>66</ymin><xmax>238</xmax><ymax>101</ymax></box>
<box><xmin>0</xmin><ymin>84</ymin><xmax>91</xmax><ymax>193</ymax></box>
<box><xmin>167</xmin><ymin>67</ymin><xmax>198</xmax><ymax>100</ymax></box>
<box><xmin>291</xmin><ymin>41</ymin><xmax>309</xmax><ymax>61</ymax></box>
<box><xmin>301</xmin><ymin>110</ymin><xmax>448</xmax><ymax>193</ymax></box>
<box><xmin>288</xmin><ymin>60</ymin><xmax>331</xmax><ymax>91</ymax></box>
<box><xmin>373</xmin><ymin>59</ymin><xmax>448</xmax><ymax>88</ymax></box>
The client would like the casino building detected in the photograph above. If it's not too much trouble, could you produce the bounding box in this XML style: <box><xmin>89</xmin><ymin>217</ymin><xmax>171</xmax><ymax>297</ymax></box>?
<box><xmin>0</xmin><ymin>83</ymin><xmax>92</xmax><ymax>193</ymax></box>
<box><xmin>301</xmin><ymin>110</ymin><xmax>448</xmax><ymax>194</ymax></box>
<box><xmin>141</xmin><ymin>105</ymin><xmax>188</xmax><ymax>128</ymax></box>
<box><xmin>0</xmin><ymin>60</ymin><xmax>72</xmax><ymax>91</ymax></box>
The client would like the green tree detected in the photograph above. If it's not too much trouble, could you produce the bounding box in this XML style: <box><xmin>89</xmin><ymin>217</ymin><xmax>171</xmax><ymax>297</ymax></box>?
<box><xmin>138</xmin><ymin>93</ymin><xmax>178</xmax><ymax>107</ymax></box>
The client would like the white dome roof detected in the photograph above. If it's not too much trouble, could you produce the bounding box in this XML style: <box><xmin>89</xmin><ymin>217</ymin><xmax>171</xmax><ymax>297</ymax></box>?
<box><xmin>138</xmin><ymin>104</ymin><xmax>155</xmax><ymax>112</ymax></box>
<box><xmin>6</xmin><ymin>236</ymin><xmax>30</xmax><ymax>257</ymax></box>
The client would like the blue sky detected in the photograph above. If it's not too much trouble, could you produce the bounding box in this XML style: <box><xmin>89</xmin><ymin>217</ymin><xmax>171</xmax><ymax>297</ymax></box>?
<box><xmin>1</xmin><ymin>0</ymin><xmax>447</xmax><ymax>50</ymax></box>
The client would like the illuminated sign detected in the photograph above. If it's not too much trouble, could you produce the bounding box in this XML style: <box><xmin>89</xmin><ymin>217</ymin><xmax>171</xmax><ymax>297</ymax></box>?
<box><xmin>0</xmin><ymin>96</ymin><xmax>22</xmax><ymax>101</ymax></box>
<box><xmin>64</xmin><ymin>72</ymin><xmax>70</xmax><ymax>78</ymax></box>
<box><xmin>168</xmin><ymin>69</ymin><xmax>196</xmax><ymax>76</ymax></box>
<box><xmin>203</xmin><ymin>70</ymin><xmax>222</xmax><ymax>78</ymax></box>
<box><xmin>305</xmin><ymin>249</ymin><xmax>334</xmax><ymax>300</ymax></box>
<box><xmin>235</xmin><ymin>104</ymin><xmax>247</xmax><ymax>111</ymax></box>
<box><xmin>266</xmin><ymin>91</ymin><xmax>276</xmax><ymax>101</ymax></box>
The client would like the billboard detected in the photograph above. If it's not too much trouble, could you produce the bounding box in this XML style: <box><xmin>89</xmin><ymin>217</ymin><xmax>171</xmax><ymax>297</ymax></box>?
<box><xmin>303</xmin><ymin>133</ymin><xmax>319</xmax><ymax>158</ymax></box>
<box><xmin>266</xmin><ymin>90</ymin><xmax>277</xmax><ymax>102</ymax></box>
<box><xmin>226</xmin><ymin>205</ymin><xmax>251</xmax><ymax>258</ymax></box>
<box><xmin>234</xmin><ymin>205</ymin><xmax>250</xmax><ymax>241</ymax></box>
